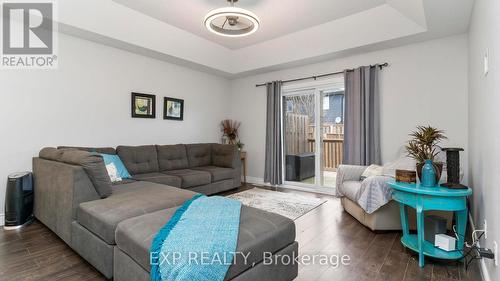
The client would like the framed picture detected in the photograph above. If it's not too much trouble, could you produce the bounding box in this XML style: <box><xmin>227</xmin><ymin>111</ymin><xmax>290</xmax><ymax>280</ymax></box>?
<box><xmin>131</xmin><ymin>92</ymin><xmax>156</xmax><ymax>118</ymax></box>
<box><xmin>163</xmin><ymin>97</ymin><xmax>184</xmax><ymax>121</ymax></box>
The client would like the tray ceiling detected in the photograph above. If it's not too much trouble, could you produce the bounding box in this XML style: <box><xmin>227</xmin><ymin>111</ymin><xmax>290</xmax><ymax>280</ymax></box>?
<box><xmin>112</xmin><ymin>0</ymin><xmax>386</xmax><ymax>50</ymax></box>
<box><xmin>57</xmin><ymin>0</ymin><xmax>474</xmax><ymax>76</ymax></box>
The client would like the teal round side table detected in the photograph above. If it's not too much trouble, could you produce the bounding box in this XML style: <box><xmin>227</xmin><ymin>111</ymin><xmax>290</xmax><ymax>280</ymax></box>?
<box><xmin>388</xmin><ymin>180</ymin><xmax>472</xmax><ymax>267</ymax></box>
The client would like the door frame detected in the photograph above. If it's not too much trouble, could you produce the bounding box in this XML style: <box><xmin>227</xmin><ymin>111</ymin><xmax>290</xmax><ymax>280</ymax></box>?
<box><xmin>281</xmin><ymin>75</ymin><xmax>344</xmax><ymax>193</ymax></box>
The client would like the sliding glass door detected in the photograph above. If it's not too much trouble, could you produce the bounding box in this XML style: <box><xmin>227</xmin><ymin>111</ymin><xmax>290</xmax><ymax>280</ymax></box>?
<box><xmin>283</xmin><ymin>91</ymin><xmax>316</xmax><ymax>185</ymax></box>
<box><xmin>319</xmin><ymin>89</ymin><xmax>344</xmax><ymax>188</ymax></box>
<box><xmin>282</xmin><ymin>78</ymin><xmax>344</xmax><ymax>191</ymax></box>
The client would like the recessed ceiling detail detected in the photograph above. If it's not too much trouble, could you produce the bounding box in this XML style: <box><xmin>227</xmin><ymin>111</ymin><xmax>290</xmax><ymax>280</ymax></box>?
<box><xmin>112</xmin><ymin>0</ymin><xmax>387</xmax><ymax>50</ymax></box>
<box><xmin>204</xmin><ymin>0</ymin><xmax>260</xmax><ymax>37</ymax></box>
<box><xmin>58</xmin><ymin>0</ymin><xmax>474</xmax><ymax>76</ymax></box>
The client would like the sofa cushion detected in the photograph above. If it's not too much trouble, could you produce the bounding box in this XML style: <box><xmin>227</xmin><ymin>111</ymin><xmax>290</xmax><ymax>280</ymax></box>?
<box><xmin>157</xmin><ymin>144</ymin><xmax>189</xmax><ymax>171</ymax></box>
<box><xmin>132</xmin><ymin>172</ymin><xmax>181</xmax><ymax>188</ymax></box>
<box><xmin>186</xmin><ymin>144</ymin><xmax>212</xmax><ymax>167</ymax></box>
<box><xmin>192</xmin><ymin>166</ymin><xmax>235</xmax><ymax>182</ymax></box>
<box><xmin>47</xmin><ymin>149</ymin><xmax>113</xmax><ymax>198</ymax></box>
<box><xmin>212</xmin><ymin>144</ymin><xmax>237</xmax><ymax>168</ymax></box>
<box><xmin>58</xmin><ymin>146</ymin><xmax>116</xmax><ymax>155</ymax></box>
<box><xmin>112</xmin><ymin>178</ymin><xmax>136</xmax><ymax>185</ymax></box>
<box><xmin>99</xmin><ymin>153</ymin><xmax>132</xmax><ymax>181</ymax></box>
<box><xmin>115</xmin><ymin>205</ymin><xmax>296</xmax><ymax>280</ymax></box>
<box><xmin>77</xmin><ymin>181</ymin><xmax>196</xmax><ymax>244</ymax></box>
<box><xmin>162</xmin><ymin>169</ymin><xmax>211</xmax><ymax>188</ymax></box>
<box><xmin>39</xmin><ymin>147</ymin><xmax>72</xmax><ymax>161</ymax></box>
<box><xmin>116</xmin><ymin>145</ymin><xmax>159</xmax><ymax>175</ymax></box>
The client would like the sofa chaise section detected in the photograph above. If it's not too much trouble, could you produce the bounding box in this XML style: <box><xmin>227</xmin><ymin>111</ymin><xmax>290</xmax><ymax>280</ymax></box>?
<box><xmin>114</xmin><ymin>205</ymin><xmax>298</xmax><ymax>281</ymax></box>
<box><xmin>76</xmin><ymin>181</ymin><xmax>196</xmax><ymax>245</ymax></box>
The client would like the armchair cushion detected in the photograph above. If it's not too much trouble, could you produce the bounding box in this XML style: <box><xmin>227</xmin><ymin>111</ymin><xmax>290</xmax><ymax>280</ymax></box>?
<box><xmin>336</xmin><ymin>164</ymin><xmax>393</xmax><ymax>214</ymax></box>
<box><xmin>357</xmin><ymin>176</ymin><xmax>393</xmax><ymax>214</ymax></box>
<box><xmin>339</xmin><ymin>181</ymin><xmax>362</xmax><ymax>202</ymax></box>
<box><xmin>360</xmin><ymin>164</ymin><xmax>383</xmax><ymax>180</ymax></box>
<box><xmin>335</xmin><ymin>164</ymin><xmax>367</xmax><ymax>197</ymax></box>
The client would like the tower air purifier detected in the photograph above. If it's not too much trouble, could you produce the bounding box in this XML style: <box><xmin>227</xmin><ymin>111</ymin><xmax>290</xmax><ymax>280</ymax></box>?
<box><xmin>4</xmin><ymin>172</ymin><xmax>34</xmax><ymax>230</ymax></box>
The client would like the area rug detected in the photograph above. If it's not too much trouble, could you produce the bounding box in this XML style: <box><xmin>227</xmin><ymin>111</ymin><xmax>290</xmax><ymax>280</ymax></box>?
<box><xmin>227</xmin><ymin>188</ymin><xmax>327</xmax><ymax>220</ymax></box>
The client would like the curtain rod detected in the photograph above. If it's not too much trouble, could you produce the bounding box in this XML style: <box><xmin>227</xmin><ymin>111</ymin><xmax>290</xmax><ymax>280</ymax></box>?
<box><xmin>255</xmin><ymin>62</ymin><xmax>389</xmax><ymax>87</ymax></box>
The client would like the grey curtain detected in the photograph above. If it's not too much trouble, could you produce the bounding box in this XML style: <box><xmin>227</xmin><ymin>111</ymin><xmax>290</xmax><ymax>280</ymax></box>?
<box><xmin>343</xmin><ymin>65</ymin><xmax>381</xmax><ymax>165</ymax></box>
<box><xmin>264</xmin><ymin>81</ymin><xmax>283</xmax><ymax>185</ymax></box>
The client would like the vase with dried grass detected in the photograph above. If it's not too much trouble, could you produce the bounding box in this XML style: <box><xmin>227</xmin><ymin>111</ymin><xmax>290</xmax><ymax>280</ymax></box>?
<box><xmin>220</xmin><ymin>119</ymin><xmax>241</xmax><ymax>145</ymax></box>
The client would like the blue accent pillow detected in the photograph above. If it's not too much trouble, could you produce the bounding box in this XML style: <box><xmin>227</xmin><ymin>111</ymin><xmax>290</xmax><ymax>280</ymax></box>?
<box><xmin>99</xmin><ymin>153</ymin><xmax>132</xmax><ymax>180</ymax></box>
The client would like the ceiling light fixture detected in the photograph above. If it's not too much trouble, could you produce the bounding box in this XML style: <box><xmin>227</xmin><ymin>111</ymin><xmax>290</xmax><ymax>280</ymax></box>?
<box><xmin>204</xmin><ymin>0</ymin><xmax>260</xmax><ymax>37</ymax></box>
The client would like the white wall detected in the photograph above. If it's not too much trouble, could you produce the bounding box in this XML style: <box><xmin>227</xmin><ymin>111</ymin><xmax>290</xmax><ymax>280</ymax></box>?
<box><xmin>229</xmin><ymin>34</ymin><xmax>469</xmax><ymax>182</ymax></box>
<box><xmin>0</xmin><ymin>32</ymin><xmax>471</xmax><ymax>228</ymax></box>
<box><xmin>0</xmin><ymin>33</ymin><xmax>231</xmax><ymax>225</ymax></box>
<box><xmin>468</xmin><ymin>0</ymin><xmax>500</xmax><ymax>280</ymax></box>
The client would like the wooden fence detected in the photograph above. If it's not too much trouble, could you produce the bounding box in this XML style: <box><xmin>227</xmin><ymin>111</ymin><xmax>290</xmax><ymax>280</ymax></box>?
<box><xmin>285</xmin><ymin>113</ymin><xmax>344</xmax><ymax>171</ymax></box>
<box><xmin>285</xmin><ymin>114</ymin><xmax>310</xmax><ymax>154</ymax></box>
<box><xmin>308</xmin><ymin>124</ymin><xmax>344</xmax><ymax>140</ymax></box>
<box><xmin>307</xmin><ymin>138</ymin><xmax>344</xmax><ymax>171</ymax></box>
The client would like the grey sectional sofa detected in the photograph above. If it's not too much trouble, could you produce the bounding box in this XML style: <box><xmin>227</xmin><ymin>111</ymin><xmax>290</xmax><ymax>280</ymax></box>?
<box><xmin>33</xmin><ymin>143</ymin><xmax>298</xmax><ymax>281</ymax></box>
<box><xmin>115</xmin><ymin>143</ymin><xmax>241</xmax><ymax>194</ymax></box>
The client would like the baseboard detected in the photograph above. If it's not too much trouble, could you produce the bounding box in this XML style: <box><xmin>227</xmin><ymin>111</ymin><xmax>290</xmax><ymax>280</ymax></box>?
<box><xmin>0</xmin><ymin>213</ymin><xmax>4</xmax><ymax>227</ymax></box>
<box><xmin>245</xmin><ymin>176</ymin><xmax>265</xmax><ymax>185</ymax></box>
<box><xmin>469</xmin><ymin>213</ymin><xmax>490</xmax><ymax>281</ymax></box>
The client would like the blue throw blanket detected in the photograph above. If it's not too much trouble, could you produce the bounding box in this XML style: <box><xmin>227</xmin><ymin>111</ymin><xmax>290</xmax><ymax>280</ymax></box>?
<box><xmin>150</xmin><ymin>194</ymin><xmax>242</xmax><ymax>281</ymax></box>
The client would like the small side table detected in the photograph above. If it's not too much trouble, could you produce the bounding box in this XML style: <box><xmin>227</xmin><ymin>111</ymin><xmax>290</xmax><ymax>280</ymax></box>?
<box><xmin>240</xmin><ymin>151</ymin><xmax>247</xmax><ymax>184</ymax></box>
<box><xmin>389</xmin><ymin>180</ymin><xmax>472</xmax><ymax>268</ymax></box>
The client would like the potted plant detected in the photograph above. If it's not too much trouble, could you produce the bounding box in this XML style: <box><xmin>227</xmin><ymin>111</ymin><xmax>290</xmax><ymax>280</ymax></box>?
<box><xmin>220</xmin><ymin>119</ymin><xmax>241</xmax><ymax>145</ymax></box>
<box><xmin>236</xmin><ymin>140</ymin><xmax>244</xmax><ymax>151</ymax></box>
<box><xmin>405</xmin><ymin>125</ymin><xmax>447</xmax><ymax>182</ymax></box>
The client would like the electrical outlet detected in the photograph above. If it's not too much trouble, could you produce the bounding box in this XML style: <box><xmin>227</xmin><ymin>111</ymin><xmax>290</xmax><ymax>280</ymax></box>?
<box><xmin>484</xmin><ymin>49</ymin><xmax>489</xmax><ymax>76</ymax></box>
<box><xmin>484</xmin><ymin>219</ymin><xmax>488</xmax><ymax>239</ymax></box>
<box><xmin>494</xmin><ymin>241</ymin><xmax>498</xmax><ymax>266</ymax></box>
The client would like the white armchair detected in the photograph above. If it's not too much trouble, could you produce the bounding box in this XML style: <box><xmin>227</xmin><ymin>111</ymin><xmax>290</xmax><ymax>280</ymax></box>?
<box><xmin>336</xmin><ymin>162</ymin><xmax>453</xmax><ymax>231</ymax></box>
<box><xmin>335</xmin><ymin>164</ymin><xmax>403</xmax><ymax>231</ymax></box>
<box><xmin>335</xmin><ymin>165</ymin><xmax>368</xmax><ymax>197</ymax></box>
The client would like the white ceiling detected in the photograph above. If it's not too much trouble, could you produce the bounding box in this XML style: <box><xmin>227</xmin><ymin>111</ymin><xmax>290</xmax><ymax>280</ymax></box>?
<box><xmin>112</xmin><ymin>0</ymin><xmax>386</xmax><ymax>49</ymax></box>
<box><xmin>57</xmin><ymin>0</ymin><xmax>474</xmax><ymax>77</ymax></box>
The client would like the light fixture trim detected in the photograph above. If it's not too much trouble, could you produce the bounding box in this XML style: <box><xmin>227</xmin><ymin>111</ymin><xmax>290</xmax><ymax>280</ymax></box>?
<box><xmin>204</xmin><ymin>6</ymin><xmax>260</xmax><ymax>37</ymax></box>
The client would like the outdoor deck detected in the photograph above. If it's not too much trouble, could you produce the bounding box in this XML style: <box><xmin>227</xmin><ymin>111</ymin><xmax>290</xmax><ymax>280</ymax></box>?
<box><xmin>285</xmin><ymin>113</ymin><xmax>343</xmax><ymax>188</ymax></box>
<box><xmin>300</xmin><ymin>171</ymin><xmax>337</xmax><ymax>187</ymax></box>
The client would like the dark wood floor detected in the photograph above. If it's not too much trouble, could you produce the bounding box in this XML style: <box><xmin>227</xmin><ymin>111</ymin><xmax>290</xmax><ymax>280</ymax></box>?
<box><xmin>0</xmin><ymin>184</ymin><xmax>482</xmax><ymax>281</ymax></box>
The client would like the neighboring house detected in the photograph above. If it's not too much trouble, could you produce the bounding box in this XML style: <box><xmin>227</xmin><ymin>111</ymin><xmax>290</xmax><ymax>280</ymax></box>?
<box><xmin>323</xmin><ymin>91</ymin><xmax>344</xmax><ymax>124</ymax></box>
<box><xmin>285</xmin><ymin>91</ymin><xmax>344</xmax><ymax>124</ymax></box>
